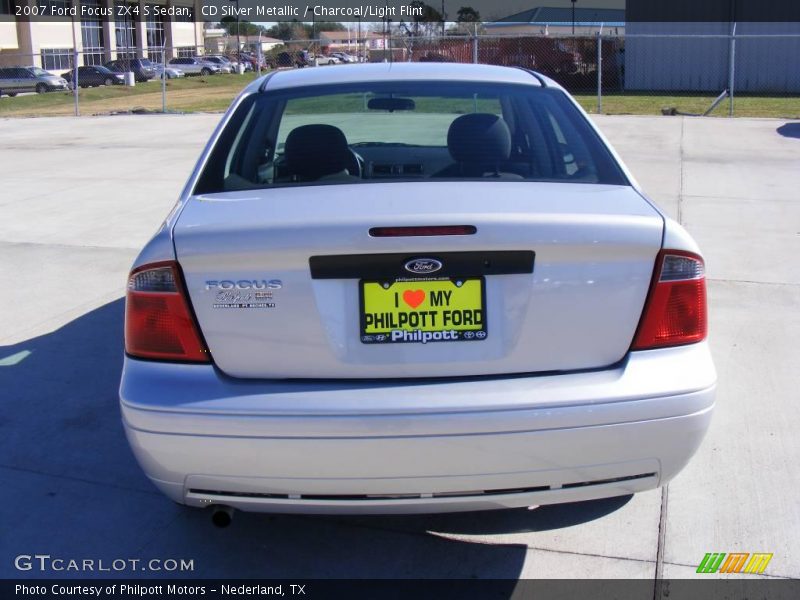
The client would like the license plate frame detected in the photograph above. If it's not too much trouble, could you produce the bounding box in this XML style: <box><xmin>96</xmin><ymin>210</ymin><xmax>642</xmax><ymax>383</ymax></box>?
<box><xmin>359</xmin><ymin>277</ymin><xmax>487</xmax><ymax>344</ymax></box>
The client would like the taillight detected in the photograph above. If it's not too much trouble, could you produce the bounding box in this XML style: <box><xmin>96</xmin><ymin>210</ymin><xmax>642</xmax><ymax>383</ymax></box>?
<box><xmin>125</xmin><ymin>261</ymin><xmax>209</xmax><ymax>362</ymax></box>
<box><xmin>631</xmin><ymin>250</ymin><xmax>707</xmax><ymax>350</ymax></box>
<box><xmin>369</xmin><ymin>225</ymin><xmax>477</xmax><ymax>237</ymax></box>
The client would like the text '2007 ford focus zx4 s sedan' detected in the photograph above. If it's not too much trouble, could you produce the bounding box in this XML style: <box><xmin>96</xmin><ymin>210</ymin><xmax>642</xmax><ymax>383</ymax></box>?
<box><xmin>120</xmin><ymin>63</ymin><xmax>715</xmax><ymax>521</ymax></box>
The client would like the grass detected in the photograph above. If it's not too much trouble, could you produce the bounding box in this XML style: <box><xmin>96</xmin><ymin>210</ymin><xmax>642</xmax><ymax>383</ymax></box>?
<box><xmin>574</xmin><ymin>92</ymin><xmax>800</xmax><ymax>118</ymax></box>
<box><xmin>1</xmin><ymin>72</ymin><xmax>798</xmax><ymax>119</ymax></box>
<box><xmin>0</xmin><ymin>72</ymin><xmax>261</xmax><ymax>117</ymax></box>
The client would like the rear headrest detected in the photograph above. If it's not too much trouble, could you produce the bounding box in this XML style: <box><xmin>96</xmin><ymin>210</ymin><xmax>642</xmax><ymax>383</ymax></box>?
<box><xmin>447</xmin><ymin>113</ymin><xmax>512</xmax><ymax>165</ymax></box>
<box><xmin>284</xmin><ymin>124</ymin><xmax>351</xmax><ymax>180</ymax></box>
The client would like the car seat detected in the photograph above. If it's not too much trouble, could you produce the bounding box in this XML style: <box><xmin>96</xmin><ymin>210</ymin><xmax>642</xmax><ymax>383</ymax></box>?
<box><xmin>283</xmin><ymin>124</ymin><xmax>360</xmax><ymax>182</ymax></box>
<box><xmin>433</xmin><ymin>113</ymin><xmax>523</xmax><ymax>179</ymax></box>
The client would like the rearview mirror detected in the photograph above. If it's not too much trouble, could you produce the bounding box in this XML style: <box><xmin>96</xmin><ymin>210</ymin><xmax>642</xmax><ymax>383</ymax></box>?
<box><xmin>367</xmin><ymin>97</ymin><xmax>416</xmax><ymax>112</ymax></box>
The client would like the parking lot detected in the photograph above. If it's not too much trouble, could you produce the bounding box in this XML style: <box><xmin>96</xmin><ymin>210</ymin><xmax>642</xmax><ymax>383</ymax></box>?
<box><xmin>0</xmin><ymin>113</ymin><xmax>798</xmax><ymax>581</ymax></box>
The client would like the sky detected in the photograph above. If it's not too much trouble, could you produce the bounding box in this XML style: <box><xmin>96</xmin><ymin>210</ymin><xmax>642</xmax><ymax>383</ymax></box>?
<box><xmin>248</xmin><ymin>0</ymin><xmax>626</xmax><ymax>28</ymax></box>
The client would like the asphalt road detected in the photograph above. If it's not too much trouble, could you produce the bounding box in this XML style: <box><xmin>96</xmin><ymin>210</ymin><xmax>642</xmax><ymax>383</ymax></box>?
<box><xmin>0</xmin><ymin>114</ymin><xmax>798</xmax><ymax>582</ymax></box>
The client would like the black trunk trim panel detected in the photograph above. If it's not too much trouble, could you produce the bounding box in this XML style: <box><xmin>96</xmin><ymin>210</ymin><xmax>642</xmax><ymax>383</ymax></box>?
<box><xmin>309</xmin><ymin>251</ymin><xmax>535</xmax><ymax>280</ymax></box>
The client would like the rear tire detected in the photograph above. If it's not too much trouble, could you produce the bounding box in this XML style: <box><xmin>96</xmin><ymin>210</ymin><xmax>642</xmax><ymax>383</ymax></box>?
<box><xmin>200</xmin><ymin>67</ymin><xmax>211</xmax><ymax>76</ymax></box>
<box><xmin>35</xmin><ymin>83</ymin><xmax>48</xmax><ymax>94</ymax></box>
<box><xmin>328</xmin><ymin>59</ymin><xmax>335</xmax><ymax>65</ymax></box>
<box><xmin>8</xmin><ymin>92</ymin><xmax>17</xmax><ymax>97</ymax></box>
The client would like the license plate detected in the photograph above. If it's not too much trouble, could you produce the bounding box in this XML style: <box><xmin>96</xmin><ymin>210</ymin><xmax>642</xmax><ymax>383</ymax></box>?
<box><xmin>360</xmin><ymin>278</ymin><xmax>486</xmax><ymax>344</ymax></box>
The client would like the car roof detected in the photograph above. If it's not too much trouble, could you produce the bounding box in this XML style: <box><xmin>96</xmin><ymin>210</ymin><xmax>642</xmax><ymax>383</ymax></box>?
<box><xmin>256</xmin><ymin>63</ymin><xmax>550</xmax><ymax>94</ymax></box>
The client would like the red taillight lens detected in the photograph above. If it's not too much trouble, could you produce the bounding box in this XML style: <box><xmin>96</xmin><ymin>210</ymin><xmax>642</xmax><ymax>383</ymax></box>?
<box><xmin>632</xmin><ymin>250</ymin><xmax>707</xmax><ymax>350</ymax></box>
<box><xmin>125</xmin><ymin>261</ymin><xmax>209</xmax><ymax>362</ymax></box>
<box><xmin>369</xmin><ymin>225</ymin><xmax>477</xmax><ymax>237</ymax></box>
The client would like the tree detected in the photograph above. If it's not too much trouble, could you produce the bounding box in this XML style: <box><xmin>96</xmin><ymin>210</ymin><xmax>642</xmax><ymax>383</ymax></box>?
<box><xmin>408</xmin><ymin>1</ymin><xmax>444</xmax><ymax>37</ymax></box>
<box><xmin>266</xmin><ymin>21</ymin><xmax>308</xmax><ymax>41</ymax></box>
<box><xmin>311</xmin><ymin>22</ymin><xmax>348</xmax><ymax>34</ymax></box>
<box><xmin>218</xmin><ymin>18</ymin><xmax>266</xmax><ymax>37</ymax></box>
<box><xmin>265</xmin><ymin>20</ymin><xmax>347</xmax><ymax>41</ymax></box>
<box><xmin>449</xmin><ymin>6</ymin><xmax>482</xmax><ymax>35</ymax></box>
<box><xmin>456</xmin><ymin>6</ymin><xmax>480</xmax><ymax>22</ymax></box>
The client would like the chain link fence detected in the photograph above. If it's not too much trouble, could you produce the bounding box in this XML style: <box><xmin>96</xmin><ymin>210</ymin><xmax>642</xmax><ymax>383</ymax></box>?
<box><xmin>1</xmin><ymin>33</ymin><xmax>798</xmax><ymax>118</ymax></box>
<box><xmin>0</xmin><ymin>43</ymin><xmax>270</xmax><ymax>115</ymax></box>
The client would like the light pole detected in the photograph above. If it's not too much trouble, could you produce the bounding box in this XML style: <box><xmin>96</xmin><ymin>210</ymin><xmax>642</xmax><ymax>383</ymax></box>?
<box><xmin>228</xmin><ymin>0</ymin><xmax>242</xmax><ymax>72</ymax></box>
<box><xmin>257</xmin><ymin>30</ymin><xmax>262</xmax><ymax>74</ymax></box>
<box><xmin>387</xmin><ymin>19</ymin><xmax>392</xmax><ymax>63</ymax></box>
<box><xmin>400</xmin><ymin>22</ymin><xmax>413</xmax><ymax>62</ymax></box>
<box><xmin>311</xmin><ymin>10</ymin><xmax>318</xmax><ymax>65</ymax></box>
<box><xmin>356</xmin><ymin>16</ymin><xmax>361</xmax><ymax>61</ymax></box>
<box><xmin>382</xmin><ymin>7</ymin><xmax>388</xmax><ymax>59</ymax></box>
<box><xmin>571</xmin><ymin>0</ymin><xmax>577</xmax><ymax>36</ymax></box>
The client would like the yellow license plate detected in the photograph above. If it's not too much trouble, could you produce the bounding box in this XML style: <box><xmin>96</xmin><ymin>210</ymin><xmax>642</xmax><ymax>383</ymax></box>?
<box><xmin>360</xmin><ymin>278</ymin><xmax>486</xmax><ymax>344</ymax></box>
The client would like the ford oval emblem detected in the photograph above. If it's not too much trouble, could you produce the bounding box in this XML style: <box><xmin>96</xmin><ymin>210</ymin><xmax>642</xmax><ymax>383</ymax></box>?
<box><xmin>404</xmin><ymin>258</ymin><xmax>443</xmax><ymax>274</ymax></box>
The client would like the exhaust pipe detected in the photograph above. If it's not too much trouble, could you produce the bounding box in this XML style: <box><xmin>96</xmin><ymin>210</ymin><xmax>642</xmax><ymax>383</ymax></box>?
<box><xmin>210</xmin><ymin>505</ymin><xmax>235</xmax><ymax>528</ymax></box>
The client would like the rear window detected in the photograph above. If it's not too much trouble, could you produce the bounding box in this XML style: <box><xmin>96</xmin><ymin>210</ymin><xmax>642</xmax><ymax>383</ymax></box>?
<box><xmin>194</xmin><ymin>81</ymin><xmax>628</xmax><ymax>194</ymax></box>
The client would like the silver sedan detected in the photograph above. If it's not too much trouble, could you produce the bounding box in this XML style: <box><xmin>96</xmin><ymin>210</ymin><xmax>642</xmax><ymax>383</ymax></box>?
<box><xmin>152</xmin><ymin>64</ymin><xmax>185</xmax><ymax>80</ymax></box>
<box><xmin>120</xmin><ymin>63</ymin><xmax>715</xmax><ymax>525</ymax></box>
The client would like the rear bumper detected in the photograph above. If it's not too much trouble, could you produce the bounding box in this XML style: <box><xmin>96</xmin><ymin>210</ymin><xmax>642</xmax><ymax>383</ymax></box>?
<box><xmin>120</xmin><ymin>343</ymin><xmax>715</xmax><ymax>514</ymax></box>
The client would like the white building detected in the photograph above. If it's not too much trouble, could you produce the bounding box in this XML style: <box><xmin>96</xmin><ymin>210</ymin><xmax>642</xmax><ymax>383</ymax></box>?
<box><xmin>485</xmin><ymin>6</ymin><xmax>625</xmax><ymax>37</ymax></box>
<box><xmin>319</xmin><ymin>30</ymin><xmax>386</xmax><ymax>52</ymax></box>
<box><xmin>0</xmin><ymin>0</ymin><xmax>205</xmax><ymax>69</ymax></box>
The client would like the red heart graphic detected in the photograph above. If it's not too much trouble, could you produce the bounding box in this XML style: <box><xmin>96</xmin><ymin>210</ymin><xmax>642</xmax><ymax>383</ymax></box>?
<box><xmin>402</xmin><ymin>289</ymin><xmax>425</xmax><ymax>309</ymax></box>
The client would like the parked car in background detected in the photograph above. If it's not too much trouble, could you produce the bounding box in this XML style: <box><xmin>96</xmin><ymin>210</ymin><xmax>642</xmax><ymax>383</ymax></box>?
<box><xmin>231</xmin><ymin>52</ymin><xmax>257</xmax><ymax>71</ymax></box>
<box><xmin>0</xmin><ymin>66</ymin><xmax>68</xmax><ymax>96</ymax></box>
<box><xmin>104</xmin><ymin>58</ymin><xmax>156</xmax><ymax>82</ymax></box>
<box><xmin>331</xmin><ymin>52</ymin><xmax>356</xmax><ymax>63</ymax></box>
<box><xmin>418</xmin><ymin>52</ymin><xmax>457</xmax><ymax>63</ymax></box>
<box><xmin>269</xmin><ymin>51</ymin><xmax>308</xmax><ymax>69</ymax></box>
<box><xmin>480</xmin><ymin>38</ymin><xmax>580</xmax><ymax>77</ymax></box>
<box><xmin>121</xmin><ymin>63</ymin><xmax>715</xmax><ymax>523</ymax></box>
<box><xmin>268</xmin><ymin>52</ymin><xmax>291</xmax><ymax>69</ymax></box>
<box><xmin>316</xmin><ymin>54</ymin><xmax>342</xmax><ymax>65</ymax></box>
<box><xmin>153</xmin><ymin>64</ymin><xmax>185</xmax><ymax>80</ymax></box>
<box><xmin>202</xmin><ymin>55</ymin><xmax>235</xmax><ymax>74</ymax></box>
<box><xmin>62</xmin><ymin>65</ymin><xmax>124</xmax><ymax>88</ymax></box>
<box><xmin>167</xmin><ymin>57</ymin><xmax>220</xmax><ymax>76</ymax></box>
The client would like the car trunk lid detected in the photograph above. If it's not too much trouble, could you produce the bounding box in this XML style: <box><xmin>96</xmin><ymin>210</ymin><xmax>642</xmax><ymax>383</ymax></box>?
<box><xmin>174</xmin><ymin>181</ymin><xmax>663</xmax><ymax>379</ymax></box>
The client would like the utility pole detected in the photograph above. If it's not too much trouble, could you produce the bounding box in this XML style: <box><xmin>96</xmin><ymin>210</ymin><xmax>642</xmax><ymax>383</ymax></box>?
<box><xmin>441</xmin><ymin>0</ymin><xmax>446</xmax><ymax>36</ymax></box>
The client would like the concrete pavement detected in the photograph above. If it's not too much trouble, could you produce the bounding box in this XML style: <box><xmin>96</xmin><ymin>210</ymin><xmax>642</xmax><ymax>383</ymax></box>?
<box><xmin>0</xmin><ymin>113</ymin><xmax>798</xmax><ymax>582</ymax></box>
